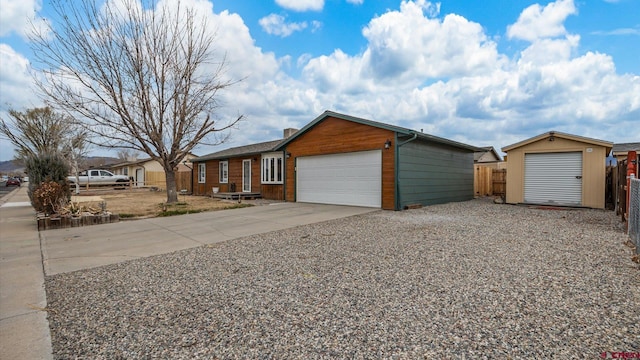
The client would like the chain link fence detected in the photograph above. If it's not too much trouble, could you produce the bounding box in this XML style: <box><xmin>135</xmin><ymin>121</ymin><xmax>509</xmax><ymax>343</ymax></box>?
<box><xmin>629</xmin><ymin>178</ymin><xmax>639</xmax><ymax>255</ymax></box>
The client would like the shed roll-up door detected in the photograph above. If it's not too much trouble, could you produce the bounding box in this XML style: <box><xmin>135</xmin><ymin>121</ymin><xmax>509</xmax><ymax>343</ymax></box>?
<box><xmin>296</xmin><ymin>150</ymin><xmax>381</xmax><ymax>208</ymax></box>
<box><xmin>524</xmin><ymin>152</ymin><xmax>582</xmax><ymax>206</ymax></box>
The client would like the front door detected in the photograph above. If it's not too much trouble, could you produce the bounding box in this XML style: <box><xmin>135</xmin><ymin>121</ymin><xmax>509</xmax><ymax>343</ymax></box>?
<box><xmin>242</xmin><ymin>159</ymin><xmax>251</xmax><ymax>192</ymax></box>
<box><xmin>135</xmin><ymin>168</ymin><xmax>145</xmax><ymax>187</ymax></box>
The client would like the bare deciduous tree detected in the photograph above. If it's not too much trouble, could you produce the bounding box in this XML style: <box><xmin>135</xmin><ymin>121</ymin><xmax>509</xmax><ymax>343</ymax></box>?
<box><xmin>0</xmin><ymin>107</ymin><xmax>88</xmax><ymax>164</ymax></box>
<box><xmin>31</xmin><ymin>0</ymin><xmax>242</xmax><ymax>203</ymax></box>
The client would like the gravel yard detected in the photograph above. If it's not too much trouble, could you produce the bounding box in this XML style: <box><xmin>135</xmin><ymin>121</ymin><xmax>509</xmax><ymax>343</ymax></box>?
<box><xmin>45</xmin><ymin>198</ymin><xmax>639</xmax><ymax>359</ymax></box>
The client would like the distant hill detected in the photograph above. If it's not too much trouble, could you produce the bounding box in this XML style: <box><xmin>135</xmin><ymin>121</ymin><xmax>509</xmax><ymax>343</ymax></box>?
<box><xmin>0</xmin><ymin>156</ymin><xmax>120</xmax><ymax>174</ymax></box>
<box><xmin>81</xmin><ymin>156</ymin><xmax>121</xmax><ymax>169</ymax></box>
<box><xmin>0</xmin><ymin>160</ymin><xmax>22</xmax><ymax>173</ymax></box>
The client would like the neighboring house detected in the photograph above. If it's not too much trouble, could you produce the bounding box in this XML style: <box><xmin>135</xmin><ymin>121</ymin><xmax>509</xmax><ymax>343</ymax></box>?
<box><xmin>193</xmin><ymin>110</ymin><xmax>479</xmax><ymax>210</ymax></box>
<box><xmin>474</xmin><ymin>146</ymin><xmax>502</xmax><ymax>163</ymax></box>
<box><xmin>502</xmin><ymin>131</ymin><xmax>612</xmax><ymax>209</ymax></box>
<box><xmin>611</xmin><ymin>142</ymin><xmax>640</xmax><ymax>163</ymax></box>
<box><xmin>110</xmin><ymin>154</ymin><xmax>196</xmax><ymax>190</ymax></box>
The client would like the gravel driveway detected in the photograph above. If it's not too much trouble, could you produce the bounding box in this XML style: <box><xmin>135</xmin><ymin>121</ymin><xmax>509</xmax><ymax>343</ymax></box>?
<box><xmin>45</xmin><ymin>199</ymin><xmax>639</xmax><ymax>359</ymax></box>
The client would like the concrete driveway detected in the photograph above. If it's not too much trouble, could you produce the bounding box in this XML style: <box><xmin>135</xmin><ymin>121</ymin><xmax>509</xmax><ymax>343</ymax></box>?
<box><xmin>41</xmin><ymin>202</ymin><xmax>378</xmax><ymax>276</ymax></box>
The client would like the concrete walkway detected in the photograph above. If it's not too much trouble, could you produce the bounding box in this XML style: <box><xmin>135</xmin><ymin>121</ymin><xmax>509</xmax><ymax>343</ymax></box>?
<box><xmin>0</xmin><ymin>186</ymin><xmax>377</xmax><ymax>359</ymax></box>
<box><xmin>0</xmin><ymin>186</ymin><xmax>52</xmax><ymax>360</ymax></box>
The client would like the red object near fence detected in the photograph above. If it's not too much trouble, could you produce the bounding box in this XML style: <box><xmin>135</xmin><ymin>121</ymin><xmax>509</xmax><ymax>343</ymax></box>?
<box><xmin>627</xmin><ymin>151</ymin><xmax>637</xmax><ymax>227</ymax></box>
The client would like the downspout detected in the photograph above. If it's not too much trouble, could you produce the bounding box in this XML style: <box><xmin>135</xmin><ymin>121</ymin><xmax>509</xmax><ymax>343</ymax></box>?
<box><xmin>282</xmin><ymin>148</ymin><xmax>287</xmax><ymax>202</ymax></box>
<box><xmin>395</xmin><ymin>132</ymin><xmax>419</xmax><ymax>210</ymax></box>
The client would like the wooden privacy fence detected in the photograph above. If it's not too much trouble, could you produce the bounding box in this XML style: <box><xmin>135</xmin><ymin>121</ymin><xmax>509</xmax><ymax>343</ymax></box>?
<box><xmin>492</xmin><ymin>169</ymin><xmax>506</xmax><ymax>198</ymax></box>
<box><xmin>176</xmin><ymin>171</ymin><xmax>192</xmax><ymax>193</ymax></box>
<box><xmin>133</xmin><ymin>171</ymin><xmax>193</xmax><ymax>193</ymax></box>
<box><xmin>474</xmin><ymin>165</ymin><xmax>506</xmax><ymax>198</ymax></box>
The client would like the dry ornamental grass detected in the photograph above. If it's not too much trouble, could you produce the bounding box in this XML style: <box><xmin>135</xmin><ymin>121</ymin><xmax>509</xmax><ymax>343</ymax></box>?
<box><xmin>70</xmin><ymin>189</ymin><xmax>247</xmax><ymax>218</ymax></box>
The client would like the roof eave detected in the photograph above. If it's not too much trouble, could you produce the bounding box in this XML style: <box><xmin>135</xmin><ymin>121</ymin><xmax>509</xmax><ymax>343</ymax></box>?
<box><xmin>275</xmin><ymin>110</ymin><xmax>482</xmax><ymax>151</ymax></box>
<box><xmin>413</xmin><ymin>132</ymin><xmax>484</xmax><ymax>152</ymax></box>
<box><xmin>502</xmin><ymin>131</ymin><xmax>613</xmax><ymax>152</ymax></box>
<box><xmin>192</xmin><ymin>140</ymin><xmax>284</xmax><ymax>162</ymax></box>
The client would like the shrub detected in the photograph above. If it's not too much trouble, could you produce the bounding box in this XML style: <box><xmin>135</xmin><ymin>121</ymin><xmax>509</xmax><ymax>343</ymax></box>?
<box><xmin>24</xmin><ymin>153</ymin><xmax>71</xmax><ymax>213</ymax></box>
<box><xmin>31</xmin><ymin>181</ymin><xmax>69</xmax><ymax>215</ymax></box>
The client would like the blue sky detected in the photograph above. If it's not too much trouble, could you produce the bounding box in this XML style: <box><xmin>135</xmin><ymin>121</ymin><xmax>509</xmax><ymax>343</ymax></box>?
<box><xmin>0</xmin><ymin>0</ymin><xmax>639</xmax><ymax>161</ymax></box>
<box><xmin>212</xmin><ymin>0</ymin><xmax>640</xmax><ymax>75</ymax></box>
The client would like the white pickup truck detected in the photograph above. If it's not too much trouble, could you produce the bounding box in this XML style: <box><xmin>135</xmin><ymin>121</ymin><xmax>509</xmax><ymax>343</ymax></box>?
<box><xmin>68</xmin><ymin>169</ymin><xmax>130</xmax><ymax>186</ymax></box>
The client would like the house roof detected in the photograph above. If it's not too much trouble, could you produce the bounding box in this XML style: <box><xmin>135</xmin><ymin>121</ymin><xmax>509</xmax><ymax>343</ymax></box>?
<box><xmin>191</xmin><ymin>139</ymin><xmax>284</xmax><ymax>162</ymax></box>
<box><xmin>111</xmin><ymin>157</ymin><xmax>153</xmax><ymax>167</ymax></box>
<box><xmin>474</xmin><ymin>146</ymin><xmax>502</xmax><ymax>162</ymax></box>
<box><xmin>109</xmin><ymin>153</ymin><xmax>198</xmax><ymax>168</ymax></box>
<box><xmin>274</xmin><ymin>110</ymin><xmax>482</xmax><ymax>152</ymax></box>
<box><xmin>612</xmin><ymin>142</ymin><xmax>640</xmax><ymax>155</ymax></box>
<box><xmin>502</xmin><ymin>131</ymin><xmax>613</xmax><ymax>152</ymax></box>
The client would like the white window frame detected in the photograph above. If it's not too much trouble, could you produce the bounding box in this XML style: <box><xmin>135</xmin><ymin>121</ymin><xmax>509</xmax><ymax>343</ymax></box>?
<box><xmin>198</xmin><ymin>163</ymin><xmax>206</xmax><ymax>183</ymax></box>
<box><xmin>261</xmin><ymin>152</ymin><xmax>284</xmax><ymax>184</ymax></box>
<box><xmin>219</xmin><ymin>160</ymin><xmax>228</xmax><ymax>184</ymax></box>
<box><xmin>242</xmin><ymin>159</ymin><xmax>252</xmax><ymax>192</ymax></box>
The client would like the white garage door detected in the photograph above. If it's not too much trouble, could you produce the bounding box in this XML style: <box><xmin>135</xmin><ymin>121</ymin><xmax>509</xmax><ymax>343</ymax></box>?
<box><xmin>524</xmin><ymin>152</ymin><xmax>582</xmax><ymax>206</ymax></box>
<box><xmin>296</xmin><ymin>150</ymin><xmax>382</xmax><ymax>208</ymax></box>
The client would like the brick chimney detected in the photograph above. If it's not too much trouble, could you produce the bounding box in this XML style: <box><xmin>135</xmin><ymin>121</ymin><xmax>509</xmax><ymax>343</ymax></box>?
<box><xmin>283</xmin><ymin>128</ymin><xmax>298</xmax><ymax>139</ymax></box>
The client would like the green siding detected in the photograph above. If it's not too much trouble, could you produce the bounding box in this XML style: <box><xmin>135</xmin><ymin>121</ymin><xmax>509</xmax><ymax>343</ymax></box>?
<box><xmin>398</xmin><ymin>140</ymin><xmax>474</xmax><ymax>208</ymax></box>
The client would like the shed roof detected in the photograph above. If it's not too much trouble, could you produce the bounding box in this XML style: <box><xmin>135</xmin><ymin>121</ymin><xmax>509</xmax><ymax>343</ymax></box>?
<box><xmin>192</xmin><ymin>139</ymin><xmax>283</xmax><ymax>162</ymax></box>
<box><xmin>275</xmin><ymin>110</ymin><xmax>481</xmax><ymax>152</ymax></box>
<box><xmin>501</xmin><ymin>131</ymin><xmax>613</xmax><ymax>152</ymax></box>
<box><xmin>612</xmin><ymin>142</ymin><xmax>640</xmax><ymax>155</ymax></box>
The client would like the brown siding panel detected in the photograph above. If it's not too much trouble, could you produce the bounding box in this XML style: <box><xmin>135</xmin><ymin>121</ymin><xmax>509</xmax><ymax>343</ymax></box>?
<box><xmin>261</xmin><ymin>184</ymin><xmax>284</xmax><ymax>200</ymax></box>
<box><xmin>193</xmin><ymin>157</ymin><xmax>284</xmax><ymax>198</ymax></box>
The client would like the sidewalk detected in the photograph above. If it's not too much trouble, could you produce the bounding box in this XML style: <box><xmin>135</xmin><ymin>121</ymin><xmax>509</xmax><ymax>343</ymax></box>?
<box><xmin>0</xmin><ymin>186</ymin><xmax>52</xmax><ymax>359</ymax></box>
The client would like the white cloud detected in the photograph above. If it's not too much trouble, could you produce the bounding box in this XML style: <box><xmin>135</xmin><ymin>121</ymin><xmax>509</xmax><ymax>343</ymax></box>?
<box><xmin>518</xmin><ymin>34</ymin><xmax>580</xmax><ymax>65</ymax></box>
<box><xmin>154</xmin><ymin>0</ymin><xmax>281</xmax><ymax>84</ymax></box>
<box><xmin>507</xmin><ymin>0</ymin><xmax>576</xmax><ymax>42</ymax></box>
<box><xmin>0</xmin><ymin>43</ymin><xmax>44</xmax><ymax>160</ymax></box>
<box><xmin>591</xmin><ymin>28</ymin><xmax>640</xmax><ymax>36</ymax></box>
<box><xmin>259</xmin><ymin>14</ymin><xmax>308</xmax><ymax>37</ymax></box>
<box><xmin>346</xmin><ymin>0</ymin><xmax>364</xmax><ymax>4</ymax></box>
<box><xmin>275</xmin><ymin>0</ymin><xmax>324</xmax><ymax>12</ymax></box>
<box><xmin>310</xmin><ymin>21</ymin><xmax>322</xmax><ymax>32</ymax></box>
<box><xmin>302</xmin><ymin>0</ymin><xmax>503</xmax><ymax>91</ymax></box>
<box><xmin>0</xmin><ymin>44</ymin><xmax>39</xmax><ymax>109</ymax></box>
<box><xmin>0</xmin><ymin>0</ymin><xmax>49</xmax><ymax>39</ymax></box>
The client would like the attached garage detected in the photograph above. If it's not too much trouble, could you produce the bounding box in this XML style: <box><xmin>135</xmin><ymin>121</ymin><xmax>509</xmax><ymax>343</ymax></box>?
<box><xmin>276</xmin><ymin>111</ymin><xmax>480</xmax><ymax>210</ymax></box>
<box><xmin>296</xmin><ymin>150</ymin><xmax>382</xmax><ymax>207</ymax></box>
<box><xmin>502</xmin><ymin>131</ymin><xmax>612</xmax><ymax>209</ymax></box>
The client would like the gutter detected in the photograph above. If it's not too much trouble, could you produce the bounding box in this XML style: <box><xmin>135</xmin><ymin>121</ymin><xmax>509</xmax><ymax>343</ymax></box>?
<box><xmin>394</xmin><ymin>132</ymin><xmax>419</xmax><ymax>210</ymax></box>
